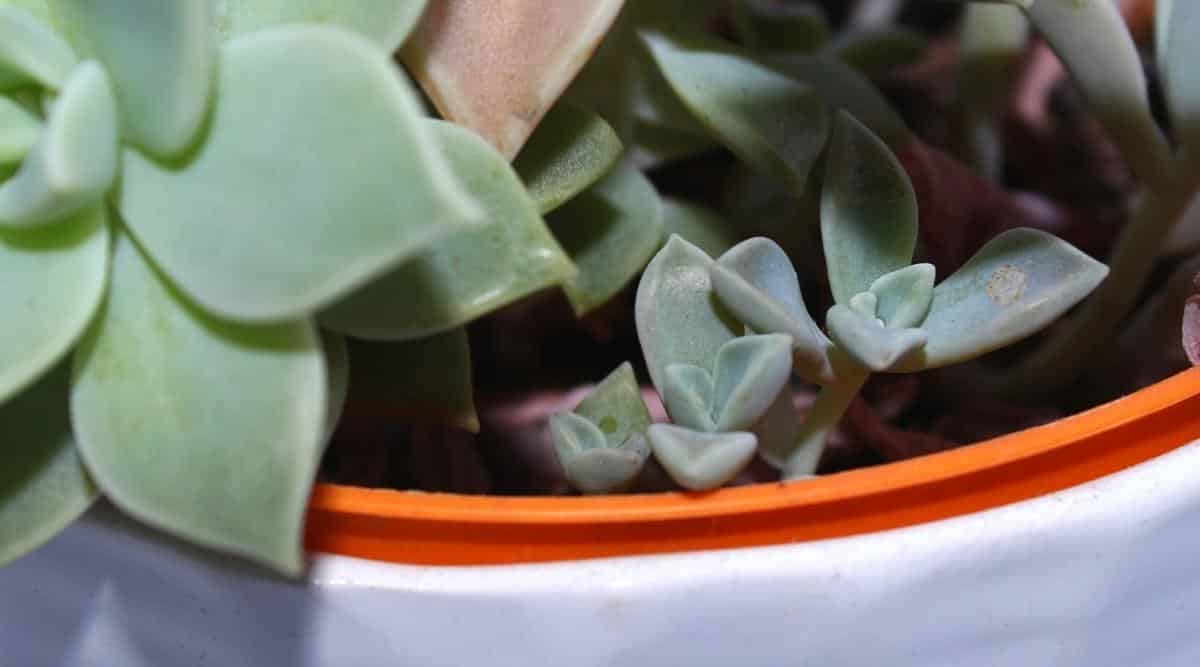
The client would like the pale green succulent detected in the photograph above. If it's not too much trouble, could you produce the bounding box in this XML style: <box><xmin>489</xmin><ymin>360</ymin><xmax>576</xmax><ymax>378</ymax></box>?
<box><xmin>0</xmin><ymin>0</ymin><xmax>675</xmax><ymax>574</ymax></box>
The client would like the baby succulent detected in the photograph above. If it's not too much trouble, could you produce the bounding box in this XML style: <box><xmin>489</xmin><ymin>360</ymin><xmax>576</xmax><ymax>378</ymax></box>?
<box><xmin>550</xmin><ymin>363</ymin><xmax>652</xmax><ymax>495</ymax></box>
<box><xmin>638</xmin><ymin>111</ymin><xmax>1108</xmax><ymax>482</ymax></box>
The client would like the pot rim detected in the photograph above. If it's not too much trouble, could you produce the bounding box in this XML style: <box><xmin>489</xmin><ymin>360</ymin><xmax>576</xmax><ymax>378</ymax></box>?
<box><xmin>304</xmin><ymin>367</ymin><xmax>1200</xmax><ymax>565</ymax></box>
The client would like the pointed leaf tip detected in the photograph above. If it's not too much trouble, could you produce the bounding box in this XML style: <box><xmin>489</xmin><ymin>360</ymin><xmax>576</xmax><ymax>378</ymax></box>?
<box><xmin>711</xmin><ymin>334</ymin><xmax>793</xmax><ymax>432</ymax></box>
<box><xmin>647</xmin><ymin>424</ymin><xmax>757</xmax><ymax>491</ymax></box>
<box><xmin>71</xmin><ymin>233</ymin><xmax>327</xmax><ymax>575</ymax></box>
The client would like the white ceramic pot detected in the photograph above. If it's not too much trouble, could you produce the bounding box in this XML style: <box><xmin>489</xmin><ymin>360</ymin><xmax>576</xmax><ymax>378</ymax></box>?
<box><xmin>4</xmin><ymin>440</ymin><xmax>1200</xmax><ymax>666</ymax></box>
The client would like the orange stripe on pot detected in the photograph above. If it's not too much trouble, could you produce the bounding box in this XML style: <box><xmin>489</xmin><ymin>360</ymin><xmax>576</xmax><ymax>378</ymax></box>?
<box><xmin>304</xmin><ymin>367</ymin><xmax>1200</xmax><ymax>565</ymax></box>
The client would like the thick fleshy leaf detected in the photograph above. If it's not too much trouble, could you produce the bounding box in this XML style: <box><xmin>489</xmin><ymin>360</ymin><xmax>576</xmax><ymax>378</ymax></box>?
<box><xmin>0</xmin><ymin>0</ymin><xmax>49</xmax><ymax>23</ymax></box>
<box><xmin>731</xmin><ymin>0</ymin><xmax>828</xmax><ymax>52</ymax></box>
<box><xmin>0</xmin><ymin>62</ymin><xmax>117</xmax><ymax>229</ymax></box>
<box><xmin>711</xmin><ymin>334</ymin><xmax>793</xmax><ymax>432</ymax></box>
<box><xmin>0</xmin><ymin>97</ymin><xmax>39</xmax><ymax>164</ymax></box>
<box><xmin>551</xmin><ymin>411</ymin><xmax>648</xmax><ymax>495</ymax></box>
<box><xmin>321</xmin><ymin>332</ymin><xmax>349</xmax><ymax>444</ymax></box>
<box><xmin>550</xmin><ymin>160</ymin><xmax>665</xmax><ymax>315</ymax></box>
<box><xmin>710</xmin><ymin>237</ymin><xmax>833</xmax><ymax>384</ymax></box>
<box><xmin>51</xmin><ymin>0</ymin><xmax>214</xmax><ymax>158</ymax></box>
<box><xmin>550</xmin><ymin>410</ymin><xmax>606</xmax><ymax>452</ymax></box>
<box><xmin>0</xmin><ymin>363</ymin><xmax>98</xmax><ymax>566</ymax></box>
<box><xmin>892</xmin><ymin>228</ymin><xmax>1109</xmax><ymax>372</ymax></box>
<box><xmin>319</xmin><ymin>120</ymin><xmax>575</xmax><ymax>341</ymax></box>
<box><xmin>848</xmin><ymin>291</ymin><xmax>878</xmax><ymax>319</ymax></box>
<box><xmin>402</xmin><ymin>0</ymin><xmax>625</xmax><ymax>159</ymax></box>
<box><xmin>635</xmin><ymin>235</ymin><xmax>740</xmax><ymax>395</ymax></box>
<box><xmin>1026</xmin><ymin>0</ymin><xmax>1170</xmax><ymax>185</ymax></box>
<box><xmin>1157</xmin><ymin>0</ymin><xmax>1174</xmax><ymax>80</ymax></box>
<box><xmin>214</xmin><ymin>0</ymin><xmax>428</xmax><ymax>52</ymax></box>
<box><xmin>0</xmin><ymin>204</ymin><xmax>107</xmax><ymax>403</ymax></box>
<box><xmin>826</xmin><ymin>28</ymin><xmax>926</xmax><ymax>76</ymax></box>
<box><xmin>573</xmin><ymin>362</ymin><xmax>651</xmax><ymax>448</ymax></box>
<box><xmin>821</xmin><ymin>111</ymin><xmax>917</xmax><ymax>305</ymax></box>
<box><xmin>119</xmin><ymin>26</ymin><xmax>481</xmax><ymax>323</ymax></box>
<box><xmin>869</xmin><ymin>263</ymin><xmax>935</xmax><ymax>329</ymax></box>
<box><xmin>514</xmin><ymin>100</ymin><xmax>623</xmax><ymax>215</ymax></box>
<box><xmin>641</xmin><ymin>30</ymin><xmax>829</xmax><ymax>194</ymax></box>
<box><xmin>751</xmin><ymin>387</ymin><xmax>800</xmax><ymax>469</ymax></box>
<box><xmin>661</xmin><ymin>198</ymin><xmax>734</xmax><ymax>258</ymax></box>
<box><xmin>0</xmin><ymin>6</ymin><xmax>76</xmax><ymax>90</ymax></box>
<box><xmin>557</xmin><ymin>436</ymin><xmax>649</xmax><ymax>495</ymax></box>
<box><xmin>764</xmin><ymin>53</ymin><xmax>909</xmax><ymax>147</ymax></box>
<box><xmin>826</xmin><ymin>303</ymin><xmax>926</xmax><ymax>372</ymax></box>
<box><xmin>70</xmin><ymin>233</ymin><xmax>327</xmax><ymax>575</ymax></box>
<box><xmin>662</xmin><ymin>363</ymin><xmax>716</xmax><ymax>432</ymax></box>
<box><xmin>1165</xmin><ymin>0</ymin><xmax>1200</xmax><ymax>156</ymax></box>
<box><xmin>345</xmin><ymin>328</ymin><xmax>478</xmax><ymax>433</ymax></box>
<box><xmin>960</xmin><ymin>3</ymin><xmax>1028</xmax><ymax>111</ymax></box>
<box><xmin>647</xmin><ymin>424</ymin><xmax>757</xmax><ymax>491</ymax></box>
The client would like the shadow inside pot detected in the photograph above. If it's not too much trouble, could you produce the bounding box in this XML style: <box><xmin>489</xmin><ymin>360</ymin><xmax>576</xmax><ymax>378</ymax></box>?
<box><xmin>0</xmin><ymin>502</ymin><xmax>316</xmax><ymax>666</ymax></box>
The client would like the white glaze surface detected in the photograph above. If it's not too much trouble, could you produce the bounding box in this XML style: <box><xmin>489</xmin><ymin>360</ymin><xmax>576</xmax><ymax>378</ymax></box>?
<box><xmin>4</xmin><ymin>440</ymin><xmax>1200</xmax><ymax>666</ymax></box>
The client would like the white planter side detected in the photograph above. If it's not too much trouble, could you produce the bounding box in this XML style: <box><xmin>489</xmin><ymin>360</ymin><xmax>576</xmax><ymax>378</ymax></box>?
<box><xmin>4</xmin><ymin>440</ymin><xmax>1200</xmax><ymax>667</ymax></box>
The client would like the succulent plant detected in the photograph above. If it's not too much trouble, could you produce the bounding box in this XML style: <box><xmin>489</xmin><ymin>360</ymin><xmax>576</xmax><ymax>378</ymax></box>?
<box><xmin>0</xmin><ymin>0</ymin><xmax>673</xmax><ymax>574</ymax></box>
<box><xmin>7</xmin><ymin>0</ymin><xmax>1198</xmax><ymax>575</ymax></box>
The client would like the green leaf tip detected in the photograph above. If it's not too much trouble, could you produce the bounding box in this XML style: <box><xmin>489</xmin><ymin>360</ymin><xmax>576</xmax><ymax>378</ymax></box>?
<box><xmin>71</xmin><ymin>233</ymin><xmax>327</xmax><ymax>576</ymax></box>
<box><xmin>639</xmin><ymin>28</ymin><xmax>830</xmax><ymax>194</ymax></box>
<box><xmin>0</xmin><ymin>61</ymin><xmax>117</xmax><ymax>229</ymax></box>
<box><xmin>119</xmin><ymin>25</ymin><xmax>483</xmax><ymax>323</ymax></box>
<box><xmin>647</xmin><ymin>424</ymin><xmax>757</xmax><ymax>491</ymax></box>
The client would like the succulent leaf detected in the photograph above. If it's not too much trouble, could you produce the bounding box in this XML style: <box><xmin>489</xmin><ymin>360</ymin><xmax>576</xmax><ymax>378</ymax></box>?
<box><xmin>710</xmin><ymin>237</ymin><xmax>834</xmax><ymax>385</ymax></box>
<box><xmin>0</xmin><ymin>6</ymin><xmax>76</xmax><ymax>90</ymax></box>
<box><xmin>826</xmin><ymin>27</ymin><xmax>926</xmax><ymax>76</ymax></box>
<box><xmin>321</xmin><ymin>332</ymin><xmax>349</xmax><ymax>444</ymax></box>
<box><xmin>647</xmin><ymin>423</ymin><xmax>757</xmax><ymax>491</ymax></box>
<box><xmin>558</xmin><ymin>436</ymin><xmax>650</xmax><ymax>495</ymax></box>
<box><xmin>1164</xmin><ymin>0</ymin><xmax>1200</xmax><ymax>157</ymax></box>
<box><xmin>0</xmin><ymin>204</ymin><xmax>106</xmax><ymax>404</ymax></box>
<box><xmin>1026</xmin><ymin>0</ymin><xmax>1170</xmax><ymax>184</ymax></box>
<box><xmin>514</xmin><ymin>100</ymin><xmax>623</xmax><ymax>215</ymax></box>
<box><xmin>636</xmin><ymin>235</ymin><xmax>741</xmax><ymax>396</ymax></box>
<box><xmin>826</xmin><ymin>303</ymin><xmax>927</xmax><ymax>372</ymax></box>
<box><xmin>402</xmin><ymin>0</ymin><xmax>625</xmax><ymax>159</ymax></box>
<box><xmin>0</xmin><ymin>362</ymin><xmax>98</xmax><ymax>567</ymax></box>
<box><xmin>731</xmin><ymin>0</ymin><xmax>829</xmax><ymax>52</ymax></box>
<box><xmin>764</xmin><ymin>53</ymin><xmax>909</xmax><ymax>147</ymax></box>
<box><xmin>892</xmin><ymin>228</ymin><xmax>1109</xmax><ymax>371</ymax></box>
<box><xmin>662</xmin><ymin>363</ymin><xmax>716</xmax><ymax>432</ymax></box>
<box><xmin>51</xmin><ymin>0</ymin><xmax>215</xmax><ymax>158</ymax></box>
<box><xmin>345</xmin><ymin>328</ymin><xmax>478</xmax><ymax>433</ymax></box>
<box><xmin>573</xmin><ymin>362</ymin><xmax>652</xmax><ymax>448</ymax></box>
<box><xmin>822</xmin><ymin>111</ymin><xmax>918</xmax><ymax>305</ymax></box>
<box><xmin>319</xmin><ymin>120</ymin><xmax>575</xmax><ymax>341</ymax></box>
<box><xmin>0</xmin><ymin>97</ymin><xmax>39</xmax><ymax>164</ymax></box>
<box><xmin>710</xmin><ymin>334</ymin><xmax>793</xmax><ymax>432</ymax></box>
<box><xmin>640</xmin><ymin>29</ymin><xmax>829</xmax><ymax>195</ymax></box>
<box><xmin>549</xmin><ymin>411</ymin><xmax>609</xmax><ymax>454</ymax></box>
<box><xmin>869</xmin><ymin>263</ymin><xmax>936</xmax><ymax>329</ymax></box>
<box><xmin>0</xmin><ymin>61</ymin><xmax>117</xmax><ymax>228</ymax></box>
<box><xmin>213</xmin><ymin>0</ymin><xmax>428</xmax><ymax>52</ymax></box>
<box><xmin>550</xmin><ymin>159</ymin><xmax>665</xmax><ymax>315</ymax></box>
<box><xmin>119</xmin><ymin>26</ymin><xmax>481</xmax><ymax>323</ymax></box>
<box><xmin>552</xmin><ymin>411</ymin><xmax>649</xmax><ymax>495</ymax></box>
<box><xmin>71</xmin><ymin>233</ymin><xmax>327</xmax><ymax>576</ymax></box>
